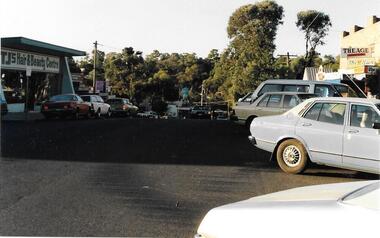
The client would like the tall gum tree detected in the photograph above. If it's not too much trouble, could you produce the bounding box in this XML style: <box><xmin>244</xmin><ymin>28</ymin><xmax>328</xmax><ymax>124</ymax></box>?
<box><xmin>207</xmin><ymin>0</ymin><xmax>284</xmax><ymax>102</ymax></box>
<box><xmin>296</xmin><ymin>10</ymin><xmax>332</xmax><ymax>67</ymax></box>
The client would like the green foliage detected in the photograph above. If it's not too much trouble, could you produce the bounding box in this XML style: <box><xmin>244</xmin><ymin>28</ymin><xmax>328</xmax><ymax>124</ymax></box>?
<box><xmin>296</xmin><ymin>10</ymin><xmax>332</xmax><ymax>67</ymax></box>
<box><xmin>205</xmin><ymin>0</ymin><xmax>284</xmax><ymax>102</ymax></box>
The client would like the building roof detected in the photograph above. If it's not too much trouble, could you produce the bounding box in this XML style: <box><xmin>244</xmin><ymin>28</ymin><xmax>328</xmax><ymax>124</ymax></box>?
<box><xmin>1</xmin><ymin>37</ymin><xmax>86</xmax><ymax>57</ymax></box>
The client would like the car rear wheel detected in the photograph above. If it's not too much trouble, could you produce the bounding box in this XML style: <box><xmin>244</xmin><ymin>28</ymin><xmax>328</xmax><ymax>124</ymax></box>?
<box><xmin>276</xmin><ymin>139</ymin><xmax>308</xmax><ymax>174</ymax></box>
<box><xmin>73</xmin><ymin>109</ymin><xmax>80</xmax><ymax>120</ymax></box>
<box><xmin>95</xmin><ymin>109</ymin><xmax>101</xmax><ymax>118</ymax></box>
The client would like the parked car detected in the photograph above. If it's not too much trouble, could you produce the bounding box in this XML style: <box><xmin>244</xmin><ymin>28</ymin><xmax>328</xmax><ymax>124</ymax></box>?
<box><xmin>41</xmin><ymin>94</ymin><xmax>91</xmax><ymax>119</ymax></box>
<box><xmin>249</xmin><ymin>97</ymin><xmax>380</xmax><ymax>174</ymax></box>
<box><xmin>137</xmin><ymin>111</ymin><xmax>159</xmax><ymax>119</ymax></box>
<box><xmin>233</xmin><ymin>92</ymin><xmax>315</xmax><ymax>127</ymax></box>
<box><xmin>190</xmin><ymin>105</ymin><xmax>211</xmax><ymax>119</ymax></box>
<box><xmin>212</xmin><ymin>109</ymin><xmax>229</xmax><ymax>120</ymax></box>
<box><xmin>195</xmin><ymin>180</ymin><xmax>380</xmax><ymax>238</ymax></box>
<box><xmin>236</xmin><ymin>79</ymin><xmax>361</xmax><ymax>106</ymax></box>
<box><xmin>81</xmin><ymin>95</ymin><xmax>112</xmax><ymax>118</ymax></box>
<box><xmin>106</xmin><ymin>98</ymin><xmax>138</xmax><ymax>117</ymax></box>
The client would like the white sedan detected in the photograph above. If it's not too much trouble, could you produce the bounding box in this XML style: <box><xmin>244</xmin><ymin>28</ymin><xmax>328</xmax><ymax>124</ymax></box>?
<box><xmin>249</xmin><ymin>97</ymin><xmax>380</xmax><ymax>174</ymax></box>
<box><xmin>195</xmin><ymin>180</ymin><xmax>380</xmax><ymax>238</ymax></box>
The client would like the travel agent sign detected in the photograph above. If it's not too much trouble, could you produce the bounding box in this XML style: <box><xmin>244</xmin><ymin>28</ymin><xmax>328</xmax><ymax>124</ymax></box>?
<box><xmin>1</xmin><ymin>48</ymin><xmax>60</xmax><ymax>73</ymax></box>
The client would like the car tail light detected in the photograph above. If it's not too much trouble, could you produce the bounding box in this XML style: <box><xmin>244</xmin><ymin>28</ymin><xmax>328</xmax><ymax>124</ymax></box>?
<box><xmin>123</xmin><ymin>105</ymin><xmax>128</xmax><ymax>110</ymax></box>
<box><xmin>70</xmin><ymin>103</ymin><xmax>76</xmax><ymax>108</ymax></box>
<box><xmin>44</xmin><ymin>105</ymin><xmax>48</xmax><ymax>110</ymax></box>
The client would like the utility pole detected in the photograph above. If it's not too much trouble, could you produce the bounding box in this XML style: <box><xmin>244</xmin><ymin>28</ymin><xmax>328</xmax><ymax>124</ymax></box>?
<box><xmin>93</xmin><ymin>41</ymin><xmax>97</xmax><ymax>94</ymax></box>
<box><xmin>200</xmin><ymin>82</ymin><xmax>205</xmax><ymax>106</ymax></box>
<box><xmin>277</xmin><ymin>52</ymin><xmax>298</xmax><ymax>66</ymax></box>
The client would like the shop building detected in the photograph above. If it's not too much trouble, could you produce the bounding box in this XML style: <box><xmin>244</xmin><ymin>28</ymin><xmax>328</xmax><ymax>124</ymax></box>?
<box><xmin>340</xmin><ymin>16</ymin><xmax>380</xmax><ymax>97</ymax></box>
<box><xmin>1</xmin><ymin>37</ymin><xmax>86</xmax><ymax>112</ymax></box>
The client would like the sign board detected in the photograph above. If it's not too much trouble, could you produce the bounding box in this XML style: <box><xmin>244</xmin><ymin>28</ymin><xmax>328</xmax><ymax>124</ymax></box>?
<box><xmin>1</xmin><ymin>48</ymin><xmax>60</xmax><ymax>73</ymax></box>
<box><xmin>96</xmin><ymin>80</ymin><xmax>105</xmax><ymax>93</ymax></box>
<box><xmin>346</xmin><ymin>57</ymin><xmax>376</xmax><ymax>74</ymax></box>
<box><xmin>341</xmin><ymin>47</ymin><xmax>371</xmax><ymax>58</ymax></box>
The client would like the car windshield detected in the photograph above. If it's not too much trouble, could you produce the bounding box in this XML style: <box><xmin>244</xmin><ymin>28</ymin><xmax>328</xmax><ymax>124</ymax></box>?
<box><xmin>193</xmin><ymin>106</ymin><xmax>209</xmax><ymax>110</ymax></box>
<box><xmin>50</xmin><ymin>95</ymin><xmax>75</xmax><ymax>102</ymax></box>
<box><xmin>377</xmin><ymin>104</ymin><xmax>380</xmax><ymax>111</ymax></box>
<box><xmin>334</xmin><ymin>85</ymin><xmax>359</xmax><ymax>98</ymax></box>
<box><xmin>107</xmin><ymin>99</ymin><xmax>122</xmax><ymax>103</ymax></box>
<box><xmin>81</xmin><ymin>96</ymin><xmax>91</xmax><ymax>102</ymax></box>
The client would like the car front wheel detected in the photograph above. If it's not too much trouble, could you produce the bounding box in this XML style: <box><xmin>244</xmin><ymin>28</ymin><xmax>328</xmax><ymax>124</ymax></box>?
<box><xmin>276</xmin><ymin>139</ymin><xmax>308</xmax><ymax>174</ymax></box>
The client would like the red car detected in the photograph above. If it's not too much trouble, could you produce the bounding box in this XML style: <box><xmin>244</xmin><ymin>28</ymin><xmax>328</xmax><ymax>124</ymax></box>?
<box><xmin>41</xmin><ymin>94</ymin><xmax>91</xmax><ymax>119</ymax></box>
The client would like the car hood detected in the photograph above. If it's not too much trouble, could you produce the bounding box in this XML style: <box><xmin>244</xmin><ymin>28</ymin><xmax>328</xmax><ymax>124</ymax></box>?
<box><xmin>197</xmin><ymin>181</ymin><xmax>379</xmax><ymax>238</ymax></box>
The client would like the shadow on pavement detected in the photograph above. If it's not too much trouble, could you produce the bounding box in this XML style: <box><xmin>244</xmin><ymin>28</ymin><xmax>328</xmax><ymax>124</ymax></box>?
<box><xmin>1</xmin><ymin>119</ymin><xmax>270</xmax><ymax>166</ymax></box>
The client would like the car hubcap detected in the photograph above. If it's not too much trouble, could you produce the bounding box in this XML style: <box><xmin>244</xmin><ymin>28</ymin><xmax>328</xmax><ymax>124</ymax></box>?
<box><xmin>282</xmin><ymin>145</ymin><xmax>301</xmax><ymax>167</ymax></box>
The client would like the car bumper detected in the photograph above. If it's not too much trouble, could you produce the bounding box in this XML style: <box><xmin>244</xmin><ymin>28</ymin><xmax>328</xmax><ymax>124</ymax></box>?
<box><xmin>248</xmin><ymin>135</ymin><xmax>256</xmax><ymax>145</ymax></box>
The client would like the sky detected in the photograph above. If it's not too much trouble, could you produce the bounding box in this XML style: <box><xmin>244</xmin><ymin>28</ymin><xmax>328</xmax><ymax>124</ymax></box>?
<box><xmin>1</xmin><ymin>0</ymin><xmax>379</xmax><ymax>58</ymax></box>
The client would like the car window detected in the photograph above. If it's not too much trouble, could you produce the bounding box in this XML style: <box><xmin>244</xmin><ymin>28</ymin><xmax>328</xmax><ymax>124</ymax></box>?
<box><xmin>314</xmin><ymin>85</ymin><xmax>336</xmax><ymax>97</ymax></box>
<box><xmin>377</xmin><ymin>104</ymin><xmax>380</xmax><ymax>111</ymax></box>
<box><xmin>334</xmin><ymin>85</ymin><xmax>359</xmax><ymax>98</ymax></box>
<box><xmin>257</xmin><ymin>95</ymin><xmax>270</xmax><ymax>107</ymax></box>
<box><xmin>81</xmin><ymin>96</ymin><xmax>91</xmax><ymax>102</ymax></box>
<box><xmin>318</xmin><ymin>103</ymin><xmax>346</xmax><ymax>125</ymax></box>
<box><xmin>241</xmin><ymin>92</ymin><xmax>253</xmax><ymax>102</ymax></box>
<box><xmin>283</xmin><ymin>85</ymin><xmax>309</xmax><ymax>93</ymax></box>
<box><xmin>267</xmin><ymin>95</ymin><xmax>282</xmax><ymax>108</ymax></box>
<box><xmin>304</xmin><ymin>103</ymin><xmax>323</xmax><ymax>121</ymax></box>
<box><xmin>50</xmin><ymin>95</ymin><xmax>75</xmax><ymax>102</ymax></box>
<box><xmin>350</xmin><ymin>104</ymin><xmax>380</xmax><ymax>128</ymax></box>
<box><xmin>283</xmin><ymin>95</ymin><xmax>299</xmax><ymax>108</ymax></box>
<box><xmin>97</xmin><ymin>96</ymin><xmax>104</xmax><ymax>103</ymax></box>
<box><xmin>258</xmin><ymin>84</ymin><xmax>283</xmax><ymax>96</ymax></box>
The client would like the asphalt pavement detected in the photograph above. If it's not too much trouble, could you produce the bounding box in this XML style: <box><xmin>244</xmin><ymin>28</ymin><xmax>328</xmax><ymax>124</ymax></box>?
<box><xmin>0</xmin><ymin>118</ymin><xmax>378</xmax><ymax>237</ymax></box>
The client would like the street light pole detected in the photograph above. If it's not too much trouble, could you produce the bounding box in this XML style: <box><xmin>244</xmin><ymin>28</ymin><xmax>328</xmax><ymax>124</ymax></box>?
<box><xmin>93</xmin><ymin>41</ymin><xmax>97</xmax><ymax>94</ymax></box>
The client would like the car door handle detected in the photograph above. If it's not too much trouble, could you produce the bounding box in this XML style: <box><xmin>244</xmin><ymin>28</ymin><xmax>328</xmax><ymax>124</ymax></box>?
<box><xmin>302</xmin><ymin>123</ymin><xmax>312</xmax><ymax>127</ymax></box>
<box><xmin>348</xmin><ymin>129</ymin><xmax>359</xmax><ymax>134</ymax></box>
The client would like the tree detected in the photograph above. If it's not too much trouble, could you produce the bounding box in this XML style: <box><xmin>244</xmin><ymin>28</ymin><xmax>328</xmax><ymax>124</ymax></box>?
<box><xmin>296</xmin><ymin>10</ymin><xmax>332</xmax><ymax>67</ymax></box>
<box><xmin>206</xmin><ymin>0</ymin><xmax>284</xmax><ymax>102</ymax></box>
<box><xmin>104</xmin><ymin>47</ymin><xmax>145</xmax><ymax>98</ymax></box>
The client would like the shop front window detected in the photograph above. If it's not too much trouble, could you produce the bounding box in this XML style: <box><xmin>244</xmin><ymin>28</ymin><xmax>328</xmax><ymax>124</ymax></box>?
<box><xmin>1</xmin><ymin>70</ymin><xmax>61</xmax><ymax>110</ymax></box>
<box><xmin>1</xmin><ymin>70</ymin><xmax>26</xmax><ymax>104</ymax></box>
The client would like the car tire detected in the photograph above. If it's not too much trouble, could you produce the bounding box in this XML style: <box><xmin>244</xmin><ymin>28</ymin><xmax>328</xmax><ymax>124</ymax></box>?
<box><xmin>85</xmin><ymin>107</ymin><xmax>92</xmax><ymax>119</ymax></box>
<box><xmin>73</xmin><ymin>109</ymin><xmax>80</xmax><ymax>120</ymax></box>
<box><xmin>107</xmin><ymin>108</ymin><xmax>112</xmax><ymax>118</ymax></box>
<box><xmin>95</xmin><ymin>109</ymin><xmax>101</xmax><ymax>118</ymax></box>
<box><xmin>276</xmin><ymin>139</ymin><xmax>308</xmax><ymax>174</ymax></box>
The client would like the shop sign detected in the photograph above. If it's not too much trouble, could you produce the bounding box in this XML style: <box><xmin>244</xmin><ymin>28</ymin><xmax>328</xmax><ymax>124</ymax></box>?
<box><xmin>341</xmin><ymin>47</ymin><xmax>371</xmax><ymax>58</ymax></box>
<box><xmin>1</xmin><ymin>48</ymin><xmax>60</xmax><ymax>73</ymax></box>
<box><xmin>346</xmin><ymin>57</ymin><xmax>376</xmax><ymax>74</ymax></box>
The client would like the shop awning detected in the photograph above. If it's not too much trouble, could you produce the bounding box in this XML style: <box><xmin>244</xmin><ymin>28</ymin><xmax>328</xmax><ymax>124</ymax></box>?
<box><xmin>1</xmin><ymin>37</ymin><xmax>86</xmax><ymax>57</ymax></box>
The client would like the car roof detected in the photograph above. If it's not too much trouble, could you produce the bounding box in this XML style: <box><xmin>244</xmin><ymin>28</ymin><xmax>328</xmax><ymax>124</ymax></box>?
<box><xmin>306</xmin><ymin>97</ymin><xmax>380</xmax><ymax>105</ymax></box>
<box><xmin>263</xmin><ymin>79</ymin><xmax>345</xmax><ymax>85</ymax></box>
<box><xmin>261</xmin><ymin>92</ymin><xmax>315</xmax><ymax>96</ymax></box>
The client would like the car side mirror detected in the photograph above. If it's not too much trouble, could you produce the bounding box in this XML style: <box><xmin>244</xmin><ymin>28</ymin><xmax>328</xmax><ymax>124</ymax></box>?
<box><xmin>373</xmin><ymin>123</ymin><xmax>380</xmax><ymax>130</ymax></box>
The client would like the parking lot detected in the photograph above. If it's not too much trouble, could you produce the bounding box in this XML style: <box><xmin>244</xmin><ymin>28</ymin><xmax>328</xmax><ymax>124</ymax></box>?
<box><xmin>0</xmin><ymin>118</ymin><xmax>378</xmax><ymax>237</ymax></box>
